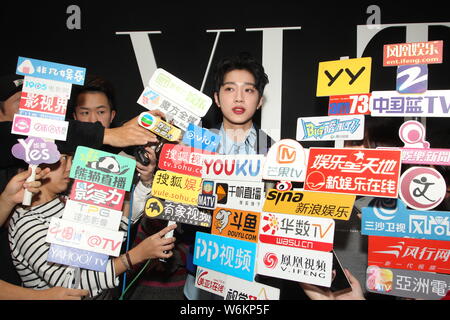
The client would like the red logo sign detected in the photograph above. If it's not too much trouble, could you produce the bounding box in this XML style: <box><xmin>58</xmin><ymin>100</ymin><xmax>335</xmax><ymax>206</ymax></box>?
<box><xmin>383</xmin><ymin>41</ymin><xmax>443</xmax><ymax>67</ymax></box>
<box><xmin>69</xmin><ymin>180</ymin><xmax>126</xmax><ymax>211</ymax></box>
<box><xmin>328</xmin><ymin>94</ymin><xmax>371</xmax><ymax>115</ymax></box>
<box><xmin>19</xmin><ymin>92</ymin><xmax>68</xmax><ymax>116</ymax></box>
<box><xmin>259</xmin><ymin>213</ymin><xmax>334</xmax><ymax>252</ymax></box>
<box><xmin>263</xmin><ymin>252</ymin><xmax>278</xmax><ymax>269</ymax></box>
<box><xmin>368</xmin><ymin>236</ymin><xmax>450</xmax><ymax>274</ymax></box>
<box><xmin>304</xmin><ymin>148</ymin><xmax>401</xmax><ymax>198</ymax></box>
<box><xmin>159</xmin><ymin>143</ymin><xmax>215</xmax><ymax>177</ymax></box>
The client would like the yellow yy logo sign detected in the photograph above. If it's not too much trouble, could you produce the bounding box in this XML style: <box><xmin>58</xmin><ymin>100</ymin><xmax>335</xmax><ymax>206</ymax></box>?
<box><xmin>316</xmin><ymin>57</ymin><xmax>372</xmax><ymax>97</ymax></box>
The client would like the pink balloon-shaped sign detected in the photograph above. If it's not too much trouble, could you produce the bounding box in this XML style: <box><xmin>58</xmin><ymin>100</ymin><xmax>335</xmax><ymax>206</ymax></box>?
<box><xmin>11</xmin><ymin>136</ymin><xmax>61</xmax><ymax>165</ymax></box>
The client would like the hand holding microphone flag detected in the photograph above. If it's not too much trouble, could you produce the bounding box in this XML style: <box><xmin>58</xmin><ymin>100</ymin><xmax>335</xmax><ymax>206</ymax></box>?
<box><xmin>11</xmin><ymin>137</ymin><xmax>61</xmax><ymax>205</ymax></box>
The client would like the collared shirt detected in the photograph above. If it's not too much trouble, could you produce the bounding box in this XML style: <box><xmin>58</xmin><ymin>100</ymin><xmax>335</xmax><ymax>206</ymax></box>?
<box><xmin>183</xmin><ymin>123</ymin><xmax>258</xmax><ymax>300</ymax></box>
<box><xmin>216</xmin><ymin>123</ymin><xmax>257</xmax><ymax>155</ymax></box>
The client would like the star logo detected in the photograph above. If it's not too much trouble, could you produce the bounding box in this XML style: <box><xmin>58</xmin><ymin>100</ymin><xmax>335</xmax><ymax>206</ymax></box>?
<box><xmin>354</xmin><ymin>151</ymin><xmax>365</xmax><ymax>161</ymax></box>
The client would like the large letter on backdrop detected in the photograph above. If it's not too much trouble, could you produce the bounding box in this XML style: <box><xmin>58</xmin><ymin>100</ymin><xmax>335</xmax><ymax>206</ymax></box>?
<box><xmin>117</xmin><ymin>26</ymin><xmax>302</xmax><ymax>141</ymax></box>
<box><xmin>115</xmin><ymin>31</ymin><xmax>162</xmax><ymax>86</ymax></box>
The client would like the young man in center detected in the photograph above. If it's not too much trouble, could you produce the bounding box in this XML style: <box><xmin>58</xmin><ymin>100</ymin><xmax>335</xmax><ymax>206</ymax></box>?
<box><xmin>212</xmin><ymin>52</ymin><xmax>273</xmax><ymax>155</ymax></box>
<box><xmin>184</xmin><ymin>52</ymin><xmax>280</xmax><ymax>299</ymax></box>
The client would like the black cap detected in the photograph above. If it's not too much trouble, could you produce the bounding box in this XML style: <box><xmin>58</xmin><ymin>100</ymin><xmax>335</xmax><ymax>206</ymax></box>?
<box><xmin>0</xmin><ymin>74</ymin><xmax>23</xmax><ymax>101</ymax></box>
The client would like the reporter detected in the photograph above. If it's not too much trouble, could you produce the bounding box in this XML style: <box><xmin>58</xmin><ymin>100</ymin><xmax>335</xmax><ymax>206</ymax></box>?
<box><xmin>8</xmin><ymin>154</ymin><xmax>176</xmax><ymax>299</ymax></box>
<box><xmin>0</xmin><ymin>168</ymin><xmax>90</xmax><ymax>300</ymax></box>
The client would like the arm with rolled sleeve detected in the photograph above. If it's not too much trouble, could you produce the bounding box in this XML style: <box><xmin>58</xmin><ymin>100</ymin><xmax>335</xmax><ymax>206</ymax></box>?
<box><xmin>119</xmin><ymin>180</ymin><xmax>151</xmax><ymax>230</ymax></box>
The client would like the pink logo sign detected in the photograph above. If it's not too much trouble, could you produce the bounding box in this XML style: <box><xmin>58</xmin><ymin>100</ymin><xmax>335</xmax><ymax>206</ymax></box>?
<box><xmin>13</xmin><ymin>116</ymin><xmax>31</xmax><ymax>133</ymax></box>
<box><xmin>379</xmin><ymin>120</ymin><xmax>450</xmax><ymax>166</ymax></box>
<box><xmin>399</xmin><ymin>120</ymin><xmax>430</xmax><ymax>148</ymax></box>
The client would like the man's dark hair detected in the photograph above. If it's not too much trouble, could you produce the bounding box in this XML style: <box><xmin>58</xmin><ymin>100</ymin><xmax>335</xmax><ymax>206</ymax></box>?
<box><xmin>212</xmin><ymin>52</ymin><xmax>269</xmax><ymax>97</ymax></box>
<box><xmin>68</xmin><ymin>75</ymin><xmax>117</xmax><ymax>116</ymax></box>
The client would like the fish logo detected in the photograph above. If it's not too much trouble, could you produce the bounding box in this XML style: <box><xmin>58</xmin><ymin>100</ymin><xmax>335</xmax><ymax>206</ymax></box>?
<box><xmin>214</xmin><ymin>209</ymin><xmax>232</xmax><ymax>233</ymax></box>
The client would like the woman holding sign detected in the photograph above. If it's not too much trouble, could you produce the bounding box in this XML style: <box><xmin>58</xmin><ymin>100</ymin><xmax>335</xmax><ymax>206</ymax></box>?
<box><xmin>8</xmin><ymin>152</ymin><xmax>177</xmax><ymax>299</ymax></box>
<box><xmin>0</xmin><ymin>168</ymin><xmax>89</xmax><ymax>299</ymax></box>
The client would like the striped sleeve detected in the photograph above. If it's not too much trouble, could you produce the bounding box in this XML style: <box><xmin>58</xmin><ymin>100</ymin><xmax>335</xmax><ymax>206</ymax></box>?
<box><xmin>8</xmin><ymin>206</ymin><xmax>119</xmax><ymax>297</ymax></box>
<box><xmin>119</xmin><ymin>212</ymin><xmax>130</xmax><ymax>234</ymax></box>
<box><xmin>79</xmin><ymin>260</ymin><xmax>118</xmax><ymax>298</ymax></box>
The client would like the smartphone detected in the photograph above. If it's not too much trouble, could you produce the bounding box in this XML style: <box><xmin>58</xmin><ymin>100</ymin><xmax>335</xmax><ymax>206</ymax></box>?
<box><xmin>330</xmin><ymin>250</ymin><xmax>352</xmax><ymax>292</ymax></box>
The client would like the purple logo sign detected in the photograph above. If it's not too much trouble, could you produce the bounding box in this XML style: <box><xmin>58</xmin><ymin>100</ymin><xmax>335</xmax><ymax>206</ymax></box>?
<box><xmin>47</xmin><ymin>243</ymin><xmax>109</xmax><ymax>272</ymax></box>
<box><xmin>11</xmin><ymin>136</ymin><xmax>61</xmax><ymax>165</ymax></box>
<box><xmin>396</xmin><ymin>65</ymin><xmax>428</xmax><ymax>94</ymax></box>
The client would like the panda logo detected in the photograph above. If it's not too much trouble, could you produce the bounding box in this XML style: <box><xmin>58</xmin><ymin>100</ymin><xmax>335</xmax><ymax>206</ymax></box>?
<box><xmin>86</xmin><ymin>156</ymin><xmax>130</xmax><ymax>175</ymax></box>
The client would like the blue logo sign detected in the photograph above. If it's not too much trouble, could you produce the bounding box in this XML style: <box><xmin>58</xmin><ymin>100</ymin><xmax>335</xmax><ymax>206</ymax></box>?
<box><xmin>197</xmin><ymin>194</ymin><xmax>217</xmax><ymax>209</ymax></box>
<box><xmin>182</xmin><ymin>123</ymin><xmax>220</xmax><ymax>152</ymax></box>
<box><xmin>47</xmin><ymin>244</ymin><xmax>109</xmax><ymax>272</ymax></box>
<box><xmin>301</xmin><ymin>118</ymin><xmax>361</xmax><ymax>139</ymax></box>
<box><xmin>16</xmin><ymin>57</ymin><xmax>86</xmax><ymax>85</ymax></box>
<box><xmin>18</xmin><ymin>109</ymin><xmax>65</xmax><ymax>121</ymax></box>
<box><xmin>362</xmin><ymin>198</ymin><xmax>450</xmax><ymax>241</ymax></box>
<box><xmin>193</xmin><ymin>232</ymin><xmax>257</xmax><ymax>281</ymax></box>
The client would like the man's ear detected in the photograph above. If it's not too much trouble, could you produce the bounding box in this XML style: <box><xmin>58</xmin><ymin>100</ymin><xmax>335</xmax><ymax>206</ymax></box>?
<box><xmin>214</xmin><ymin>92</ymin><xmax>221</xmax><ymax>108</ymax></box>
<box><xmin>257</xmin><ymin>96</ymin><xmax>263</xmax><ymax>110</ymax></box>
<box><xmin>110</xmin><ymin>110</ymin><xmax>116</xmax><ymax>121</ymax></box>
<box><xmin>73</xmin><ymin>112</ymin><xmax>78</xmax><ymax>120</ymax></box>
